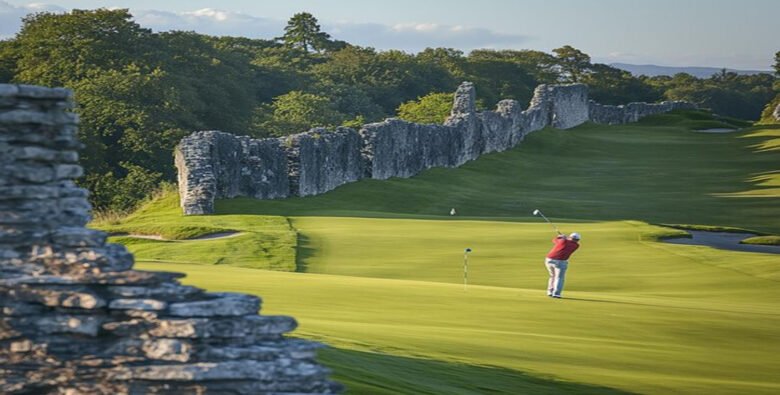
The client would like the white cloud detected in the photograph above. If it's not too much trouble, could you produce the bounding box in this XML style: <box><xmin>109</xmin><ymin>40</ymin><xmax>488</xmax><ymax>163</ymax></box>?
<box><xmin>326</xmin><ymin>21</ymin><xmax>527</xmax><ymax>52</ymax></box>
<box><xmin>0</xmin><ymin>1</ymin><xmax>64</xmax><ymax>38</ymax></box>
<box><xmin>132</xmin><ymin>8</ymin><xmax>283</xmax><ymax>38</ymax></box>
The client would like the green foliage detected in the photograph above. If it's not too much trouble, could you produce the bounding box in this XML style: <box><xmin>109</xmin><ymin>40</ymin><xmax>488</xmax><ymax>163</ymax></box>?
<box><xmin>647</xmin><ymin>71</ymin><xmax>776</xmax><ymax>120</ymax></box>
<box><xmin>552</xmin><ymin>45</ymin><xmax>592</xmax><ymax>83</ymax></box>
<box><xmin>0</xmin><ymin>40</ymin><xmax>19</xmax><ymax>83</ymax></box>
<box><xmin>257</xmin><ymin>91</ymin><xmax>346</xmax><ymax>136</ymax></box>
<box><xmin>584</xmin><ymin>63</ymin><xmax>661</xmax><ymax>104</ymax></box>
<box><xmin>14</xmin><ymin>9</ymin><xmax>153</xmax><ymax>87</ymax></box>
<box><xmin>396</xmin><ymin>93</ymin><xmax>453</xmax><ymax>124</ymax></box>
<box><xmin>463</xmin><ymin>51</ymin><xmax>536</xmax><ymax>106</ymax></box>
<box><xmin>84</xmin><ymin>162</ymin><xmax>163</xmax><ymax>213</ymax></box>
<box><xmin>775</xmin><ymin>51</ymin><xmax>780</xmax><ymax>76</ymax></box>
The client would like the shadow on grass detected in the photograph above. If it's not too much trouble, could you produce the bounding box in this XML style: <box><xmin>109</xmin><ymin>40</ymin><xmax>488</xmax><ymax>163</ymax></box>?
<box><xmin>295</xmin><ymin>232</ymin><xmax>315</xmax><ymax>273</ymax></box>
<box><xmin>319</xmin><ymin>346</ymin><xmax>636</xmax><ymax>395</ymax></box>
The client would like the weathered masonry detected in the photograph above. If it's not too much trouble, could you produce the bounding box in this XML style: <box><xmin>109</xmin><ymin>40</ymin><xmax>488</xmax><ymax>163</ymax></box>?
<box><xmin>0</xmin><ymin>84</ymin><xmax>340</xmax><ymax>394</ymax></box>
<box><xmin>176</xmin><ymin>83</ymin><xmax>695</xmax><ymax>215</ymax></box>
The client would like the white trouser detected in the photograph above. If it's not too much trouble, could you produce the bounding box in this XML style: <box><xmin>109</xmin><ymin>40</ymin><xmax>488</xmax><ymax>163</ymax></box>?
<box><xmin>545</xmin><ymin>258</ymin><xmax>568</xmax><ymax>297</ymax></box>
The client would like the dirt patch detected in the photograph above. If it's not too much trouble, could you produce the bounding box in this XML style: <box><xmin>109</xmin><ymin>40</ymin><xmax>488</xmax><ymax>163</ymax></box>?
<box><xmin>124</xmin><ymin>231</ymin><xmax>242</xmax><ymax>241</ymax></box>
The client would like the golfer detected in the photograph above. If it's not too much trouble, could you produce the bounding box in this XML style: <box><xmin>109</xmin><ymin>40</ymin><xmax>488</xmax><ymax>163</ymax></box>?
<box><xmin>545</xmin><ymin>232</ymin><xmax>580</xmax><ymax>298</ymax></box>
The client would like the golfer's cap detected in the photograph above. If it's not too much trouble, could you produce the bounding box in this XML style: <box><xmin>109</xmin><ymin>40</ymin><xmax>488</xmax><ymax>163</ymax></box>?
<box><xmin>570</xmin><ymin>232</ymin><xmax>581</xmax><ymax>240</ymax></box>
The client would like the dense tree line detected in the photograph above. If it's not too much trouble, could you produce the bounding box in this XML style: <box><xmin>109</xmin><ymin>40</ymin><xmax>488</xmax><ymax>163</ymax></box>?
<box><xmin>0</xmin><ymin>9</ymin><xmax>775</xmax><ymax>212</ymax></box>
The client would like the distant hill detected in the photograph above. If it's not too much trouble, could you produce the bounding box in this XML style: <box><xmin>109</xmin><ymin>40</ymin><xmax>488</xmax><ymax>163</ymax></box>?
<box><xmin>610</xmin><ymin>63</ymin><xmax>772</xmax><ymax>78</ymax></box>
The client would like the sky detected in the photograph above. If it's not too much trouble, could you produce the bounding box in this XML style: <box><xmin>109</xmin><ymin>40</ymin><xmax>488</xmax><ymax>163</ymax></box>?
<box><xmin>1</xmin><ymin>0</ymin><xmax>778</xmax><ymax>70</ymax></box>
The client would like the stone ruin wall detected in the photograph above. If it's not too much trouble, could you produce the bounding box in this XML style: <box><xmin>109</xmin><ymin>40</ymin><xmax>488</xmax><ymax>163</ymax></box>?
<box><xmin>176</xmin><ymin>83</ymin><xmax>696</xmax><ymax>215</ymax></box>
<box><xmin>0</xmin><ymin>84</ymin><xmax>340</xmax><ymax>394</ymax></box>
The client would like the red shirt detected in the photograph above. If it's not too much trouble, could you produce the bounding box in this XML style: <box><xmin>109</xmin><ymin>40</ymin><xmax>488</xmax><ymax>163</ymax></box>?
<box><xmin>546</xmin><ymin>237</ymin><xmax>579</xmax><ymax>260</ymax></box>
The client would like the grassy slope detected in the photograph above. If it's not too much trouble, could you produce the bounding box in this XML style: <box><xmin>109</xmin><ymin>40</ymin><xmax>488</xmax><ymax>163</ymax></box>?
<box><xmin>98</xmin><ymin>195</ymin><xmax>297</xmax><ymax>269</ymax></box>
<box><xmin>106</xmin><ymin>112</ymin><xmax>780</xmax><ymax>394</ymax></box>
<box><xmin>219</xmin><ymin>115</ymin><xmax>780</xmax><ymax>234</ymax></box>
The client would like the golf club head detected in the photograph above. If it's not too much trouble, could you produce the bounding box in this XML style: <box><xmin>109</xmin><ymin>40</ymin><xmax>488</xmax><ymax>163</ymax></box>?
<box><xmin>465</xmin><ymin>248</ymin><xmax>472</xmax><ymax>253</ymax></box>
<box><xmin>532</xmin><ymin>209</ymin><xmax>540</xmax><ymax>216</ymax></box>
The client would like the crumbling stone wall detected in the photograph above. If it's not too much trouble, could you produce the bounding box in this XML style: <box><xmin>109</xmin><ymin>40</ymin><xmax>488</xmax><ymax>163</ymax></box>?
<box><xmin>176</xmin><ymin>131</ymin><xmax>289</xmax><ymax>214</ymax></box>
<box><xmin>530</xmin><ymin>84</ymin><xmax>590</xmax><ymax>129</ymax></box>
<box><xmin>176</xmin><ymin>82</ymin><xmax>696</xmax><ymax>215</ymax></box>
<box><xmin>0</xmin><ymin>84</ymin><xmax>339</xmax><ymax>394</ymax></box>
<box><xmin>589</xmin><ymin>100</ymin><xmax>696</xmax><ymax>124</ymax></box>
<box><xmin>285</xmin><ymin>127</ymin><xmax>365</xmax><ymax>197</ymax></box>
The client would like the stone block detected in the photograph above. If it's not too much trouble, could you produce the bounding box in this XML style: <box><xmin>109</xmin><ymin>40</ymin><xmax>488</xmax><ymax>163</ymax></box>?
<box><xmin>168</xmin><ymin>292</ymin><xmax>260</xmax><ymax>317</ymax></box>
<box><xmin>109</xmin><ymin>298</ymin><xmax>168</xmax><ymax>311</ymax></box>
<box><xmin>150</xmin><ymin>315</ymin><xmax>297</xmax><ymax>338</ymax></box>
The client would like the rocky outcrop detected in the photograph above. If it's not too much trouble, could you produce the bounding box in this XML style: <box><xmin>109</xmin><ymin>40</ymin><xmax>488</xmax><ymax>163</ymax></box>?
<box><xmin>774</xmin><ymin>103</ymin><xmax>780</xmax><ymax>121</ymax></box>
<box><xmin>0</xmin><ymin>84</ymin><xmax>340</xmax><ymax>394</ymax></box>
<box><xmin>176</xmin><ymin>82</ymin><xmax>696</xmax><ymax>215</ymax></box>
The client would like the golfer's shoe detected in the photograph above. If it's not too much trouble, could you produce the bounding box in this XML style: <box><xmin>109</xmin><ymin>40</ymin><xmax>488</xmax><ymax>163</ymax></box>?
<box><xmin>552</xmin><ymin>295</ymin><xmax>562</xmax><ymax>299</ymax></box>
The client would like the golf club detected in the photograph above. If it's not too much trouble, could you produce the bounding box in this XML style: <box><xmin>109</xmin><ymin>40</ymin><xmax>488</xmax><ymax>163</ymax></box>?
<box><xmin>464</xmin><ymin>248</ymin><xmax>472</xmax><ymax>290</ymax></box>
<box><xmin>532</xmin><ymin>209</ymin><xmax>562</xmax><ymax>235</ymax></box>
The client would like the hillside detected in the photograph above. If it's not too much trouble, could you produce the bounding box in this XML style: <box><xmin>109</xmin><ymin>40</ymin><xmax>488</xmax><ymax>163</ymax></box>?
<box><xmin>100</xmin><ymin>111</ymin><xmax>780</xmax><ymax>394</ymax></box>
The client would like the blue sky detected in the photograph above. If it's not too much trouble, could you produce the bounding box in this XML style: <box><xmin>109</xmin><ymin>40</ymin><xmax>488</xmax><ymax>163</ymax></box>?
<box><xmin>1</xmin><ymin>0</ymin><xmax>778</xmax><ymax>69</ymax></box>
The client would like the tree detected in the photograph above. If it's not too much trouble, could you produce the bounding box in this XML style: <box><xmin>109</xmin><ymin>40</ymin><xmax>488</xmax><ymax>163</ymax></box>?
<box><xmin>279</xmin><ymin>12</ymin><xmax>332</xmax><ymax>54</ymax></box>
<box><xmin>396</xmin><ymin>93</ymin><xmax>454</xmax><ymax>124</ymax></box>
<box><xmin>552</xmin><ymin>45</ymin><xmax>592</xmax><ymax>83</ymax></box>
<box><xmin>774</xmin><ymin>51</ymin><xmax>780</xmax><ymax>76</ymax></box>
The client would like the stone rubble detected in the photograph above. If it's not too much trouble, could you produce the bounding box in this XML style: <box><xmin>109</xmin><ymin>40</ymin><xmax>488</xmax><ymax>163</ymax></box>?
<box><xmin>175</xmin><ymin>82</ymin><xmax>696</xmax><ymax>215</ymax></box>
<box><xmin>0</xmin><ymin>83</ymin><xmax>340</xmax><ymax>394</ymax></box>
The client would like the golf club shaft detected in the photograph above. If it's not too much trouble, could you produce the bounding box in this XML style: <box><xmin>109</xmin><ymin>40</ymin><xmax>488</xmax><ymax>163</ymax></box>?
<box><xmin>537</xmin><ymin>211</ymin><xmax>562</xmax><ymax>234</ymax></box>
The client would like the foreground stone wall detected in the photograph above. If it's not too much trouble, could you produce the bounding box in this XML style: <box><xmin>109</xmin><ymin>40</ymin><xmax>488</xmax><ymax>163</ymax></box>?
<box><xmin>176</xmin><ymin>82</ymin><xmax>696</xmax><ymax>215</ymax></box>
<box><xmin>0</xmin><ymin>84</ymin><xmax>339</xmax><ymax>394</ymax></box>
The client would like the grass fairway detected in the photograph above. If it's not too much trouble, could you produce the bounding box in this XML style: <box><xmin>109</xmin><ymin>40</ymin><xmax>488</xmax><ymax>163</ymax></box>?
<box><xmin>105</xmin><ymin>113</ymin><xmax>780</xmax><ymax>394</ymax></box>
<box><xmin>135</xmin><ymin>255</ymin><xmax>780</xmax><ymax>394</ymax></box>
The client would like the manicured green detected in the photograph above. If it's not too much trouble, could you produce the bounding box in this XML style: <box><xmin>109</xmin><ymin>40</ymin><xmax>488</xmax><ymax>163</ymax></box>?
<box><xmin>740</xmin><ymin>235</ymin><xmax>780</xmax><ymax>246</ymax></box>
<box><xmin>107</xmin><ymin>112</ymin><xmax>780</xmax><ymax>394</ymax></box>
